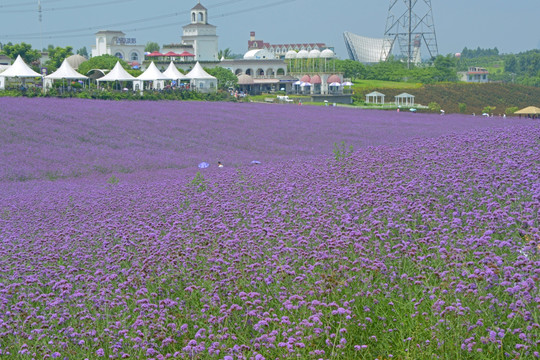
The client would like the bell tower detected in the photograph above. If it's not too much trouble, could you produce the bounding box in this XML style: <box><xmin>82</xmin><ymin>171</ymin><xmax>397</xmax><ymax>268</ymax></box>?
<box><xmin>191</xmin><ymin>1</ymin><xmax>208</xmax><ymax>25</ymax></box>
<box><xmin>182</xmin><ymin>2</ymin><xmax>218</xmax><ymax>62</ymax></box>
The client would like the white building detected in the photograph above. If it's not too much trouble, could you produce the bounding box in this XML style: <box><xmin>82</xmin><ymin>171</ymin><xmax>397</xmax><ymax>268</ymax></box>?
<box><xmin>181</xmin><ymin>2</ymin><xmax>219</xmax><ymax>62</ymax></box>
<box><xmin>91</xmin><ymin>30</ymin><xmax>145</xmax><ymax>65</ymax></box>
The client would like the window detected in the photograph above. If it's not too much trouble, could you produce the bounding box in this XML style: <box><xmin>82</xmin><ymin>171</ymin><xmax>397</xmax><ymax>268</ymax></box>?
<box><xmin>131</xmin><ymin>52</ymin><xmax>138</xmax><ymax>61</ymax></box>
<box><xmin>115</xmin><ymin>52</ymin><xmax>123</xmax><ymax>59</ymax></box>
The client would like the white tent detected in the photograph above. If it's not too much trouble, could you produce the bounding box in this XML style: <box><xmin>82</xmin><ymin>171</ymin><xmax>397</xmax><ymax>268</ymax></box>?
<box><xmin>0</xmin><ymin>55</ymin><xmax>42</xmax><ymax>90</ymax></box>
<box><xmin>163</xmin><ymin>61</ymin><xmax>189</xmax><ymax>82</ymax></box>
<box><xmin>44</xmin><ymin>59</ymin><xmax>88</xmax><ymax>90</ymax></box>
<box><xmin>134</xmin><ymin>61</ymin><xmax>171</xmax><ymax>91</ymax></box>
<box><xmin>96</xmin><ymin>61</ymin><xmax>136</xmax><ymax>90</ymax></box>
<box><xmin>186</xmin><ymin>62</ymin><xmax>217</xmax><ymax>93</ymax></box>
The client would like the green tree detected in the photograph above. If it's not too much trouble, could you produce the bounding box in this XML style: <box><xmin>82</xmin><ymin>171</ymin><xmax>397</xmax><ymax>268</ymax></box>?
<box><xmin>433</xmin><ymin>55</ymin><xmax>458</xmax><ymax>82</ymax></box>
<box><xmin>77</xmin><ymin>54</ymin><xmax>131</xmax><ymax>76</ymax></box>
<box><xmin>77</xmin><ymin>47</ymin><xmax>89</xmax><ymax>58</ymax></box>
<box><xmin>504</xmin><ymin>55</ymin><xmax>517</xmax><ymax>73</ymax></box>
<box><xmin>46</xmin><ymin>46</ymin><xmax>74</xmax><ymax>70</ymax></box>
<box><xmin>218</xmin><ymin>48</ymin><xmax>233</xmax><ymax>60</ymax></box>
<box><xmin>145</xmin><ymin>42</ymin><xmax>160</xmax><ymax>53</ymax></box>
<box><xmin>205</xmin><ymin>66</ymin><xmax>237</xmax><ymax>90</ymax></box>
<box><xmin>1</xmin><ymin>42</ymin><xmax>41</xmax><ymax>65</ymax></box>
<box><xmin>335</xmin><ymin>59</ymin><xmax>366</xmax><ymax>80</ymax></box>
<box><xmin>458</xmin><ymin>103</ymin><xmax>467</xmax><ymax>114</ymax></box>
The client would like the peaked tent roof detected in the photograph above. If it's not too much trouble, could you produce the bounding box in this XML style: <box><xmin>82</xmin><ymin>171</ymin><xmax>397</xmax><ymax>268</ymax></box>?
<box><xmin>395</xmin><ymin>92</ymin><xmax>415</xmax><ymax>98</ymax></box>
<box><xmin>97</xmin><ymin>61</ymin><xmax>135</xmax><ymax>82</ymax></box>
<box><xmin>514</xmin><ymin>106</ymin><xmax>540</xmax><ymax>114</ymax></box>
<box><xmin>136</xmin><ymin>62</ymin><xmax>172</xmax><ymax>81</ymax></box>
<box><xmin>45</xmin><ymin>59</ymin><xmax>88</xmax><ymax>80</ymax></box>
<box><xmin>0</xmin><ymin>55</ymin><xmax>42</xmax><ymax>78</ymax></box>
<box><xmin>366</xmin><ymin>91</ymin><xmax>385</xmax><ymax>96</ymax></box>
<box><xmin>163</xmin><ymin>61</ymin><xmax>189</xmax><ymax>80</ymax></box>
<box><xmin>186</xmin><ymin>62</ymin><xmax>216</xmax><ymax>80</ymax></box>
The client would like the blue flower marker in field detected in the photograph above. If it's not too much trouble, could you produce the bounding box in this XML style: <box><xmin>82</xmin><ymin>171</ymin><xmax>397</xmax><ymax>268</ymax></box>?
<box><xmin>198</xmin><ymin>162</ymin><xmax>210</xmax><ymax>169</ymax></box>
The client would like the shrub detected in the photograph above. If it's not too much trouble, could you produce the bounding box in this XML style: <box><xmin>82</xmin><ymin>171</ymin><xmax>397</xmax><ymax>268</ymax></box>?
<box><xmin>483</xmin><ymin>105</ymin><xmax>496</xmax><ymax>114</ymax></box>
<box><xmin>333</xmin><ymin>141</ymin><xmax>354</xmax><ymax>161</ymax></box>
<box><xmin>458</xmin><ymin>103</ymin><xmax>467</xmax><ymax>113</ymax></box>
<box><xmin>428</xmin><ymin>102</ymin><xmax>441</xmax><ymax>113</ymax></box>
<box><xmin>505</xmin><ymin>106</ymin><xmax>519</xmax><ymax>115</ymax></box>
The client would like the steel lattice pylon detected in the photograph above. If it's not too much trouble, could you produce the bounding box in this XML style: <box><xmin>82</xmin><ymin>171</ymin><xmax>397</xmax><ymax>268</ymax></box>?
<box><xmin>382</xmin><ymin>0</ymin><xmax>438</xmax><ymax>66</ymax></box>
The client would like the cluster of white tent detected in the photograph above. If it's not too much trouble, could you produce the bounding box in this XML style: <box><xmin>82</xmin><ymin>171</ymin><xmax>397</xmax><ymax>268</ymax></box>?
<box><xmin>0</xmin><ymin>55</ymin><xmax>217</xmax><ymax>92</ymax></box>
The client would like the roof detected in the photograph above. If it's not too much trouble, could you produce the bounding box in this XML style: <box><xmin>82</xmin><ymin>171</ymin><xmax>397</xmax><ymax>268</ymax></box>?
<box><xmin>311</xmin><ymin>75</ymin><xmax>322</xmax><ymax>84</ymax></box>
<box><xmin>136</xmin><ymin>62</ymin><xmax>171</xmax><ymax>81</ymax></box>
<box><xmin>327</xmin><ymin>74</ymin><xmax>341</xmax><ymax>83</ymax></box>
<box><xmin>96</xmin><ymin>61</ymin><xmax>135</xmax><ymax>82</ymax></box>
<box><xmin>95</xmin><ymin>30</ymin><xmax>125</xmax><ymax>35</ymax></box>
<box><xmin>163</xmin><ymin>61</ymin><xmax>189</xmax><ymax>80</ymax></box>
<box><xmin>237</xmin><ymin>74</ymin><xmax>254</xmax><ymax>85</ymax></box>
<box><xmin>395</xmin><ymin>92</ymin><xmax>415</xmax><ymax>98</ymax></box>
<box><xmin>45</xmin><ymin>59</ymin><xmax>87</xmax><ymax>80</ymax></box>
<box><xmin>253</xmin><ymin>78</ymin><xmax>280</xmax><ymax>84</ymax></box>
<box><xmin>320</xmin><ymin>49</ymin><xmax>335</xmax><ymax>58</ymax></box>
<box><xmin>183</xmin><ymin>23</ymin><xmax>216</xmax><ymax>29</ymax></box>
<box><xmin>366</xmin><ymin>91</ymin><xmax>385</xmax><ymax>97</ymax></box>
<box><xmin>514</xmin><ymin>106</ymin><xmax>540</xmax><ymax>114</ymax></box>
<box><xmin>65</xmin><ymin>54</ymin><xmax>87</xmax><ymax>70</ymax></box>
<box><xmin>244</xmin><ymin>49</ymin><xmax>274</xmax><ymax>60</ymax></box>
<box><xmin>192</xmin><ymin>3</ymin><xmax>207</xmax><ymax>10</ymax></box>
<box><xmin>0</xmin><ymin>55</ymin><xmax>42</xmax><ymax>78</ymax></box>
<box><xmin>186</xmin><ymin>62</ymin><xmax>216</xmax><ymax>80</ymax></box>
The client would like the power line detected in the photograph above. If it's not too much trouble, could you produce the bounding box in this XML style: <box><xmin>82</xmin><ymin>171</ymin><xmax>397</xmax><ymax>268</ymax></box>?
<box><xmin>1</xmin><ymin>0</ymin><xmax>246</xmax><ymax>38</ymax></box>
<box><xmin>1</xmin><ymin>0</ymin><xmax>135</xmax><ymax>13</ymax></box>
<box><xmin>2</xmin><ymin>0</ymin><xmax>294</xmax><ymax>42</ymax></box>
<box><xmin>0</xmin><ymin>0</ymin><xmax>67</xmax><ymax>9</ymax></box>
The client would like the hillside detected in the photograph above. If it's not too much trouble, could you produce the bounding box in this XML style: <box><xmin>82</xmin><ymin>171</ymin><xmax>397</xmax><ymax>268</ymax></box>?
<box><xmin>358</xmin><ymin>83</ymin><xmax>540</xmax><ymax>114</ymax></box>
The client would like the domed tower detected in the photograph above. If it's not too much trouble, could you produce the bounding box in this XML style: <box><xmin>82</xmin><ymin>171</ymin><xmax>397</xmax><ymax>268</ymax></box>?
<box><xmin>182</xmin><ymin>1</ymin><xmax>218</xmax><ymax>62</ymax></box>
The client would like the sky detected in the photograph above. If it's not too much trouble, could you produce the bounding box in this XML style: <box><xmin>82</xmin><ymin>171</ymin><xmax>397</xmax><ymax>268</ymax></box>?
<box><xmin>0</xmin><ymin>0</ymin><xmax>539</xmax><ymax>58</ymax></box>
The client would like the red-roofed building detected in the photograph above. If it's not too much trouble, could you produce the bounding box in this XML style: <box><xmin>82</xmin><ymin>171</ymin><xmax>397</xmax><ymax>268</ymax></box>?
<box><xmin>459</xmin><ymin>66</ymin><xmax>489</xmax><ymax>83</ymax></box>
<box><xmin>248</xmin><ymin>32</ymin><xmax>333</xmax><ymax>59</ymax></box>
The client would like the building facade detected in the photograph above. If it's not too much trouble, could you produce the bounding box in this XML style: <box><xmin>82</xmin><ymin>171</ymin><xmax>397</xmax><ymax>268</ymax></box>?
<box><xmin>458</xmin><ymin>67</ymin><xmax>489</xmax><ymax>83</ymax></box>
<box><xmin>248</xmin><ymin>32</ymin><xmax>333</xmax><ymax>59</ymax></box>
<box><xmin>91</xmin><ymin>31</ymin><xmax>145</xmax><ymax>64</ymax></box>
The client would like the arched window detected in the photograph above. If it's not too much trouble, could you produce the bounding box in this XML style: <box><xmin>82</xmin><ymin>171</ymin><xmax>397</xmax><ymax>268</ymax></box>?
<box><xmin>235</xmin><ymin>69</ymin><xmax>242</xmax><ymax>76</ymax></box>
<box><xmin>276</xmin><ymin>68</ymin><xmax>285</xmax><ymax>76</ymax></box>
<box><xmin>115</xmin><ymin>52</ymin><xmax>123</xmax><ymax>59</ymax></box>
<box><xmin>257</xmin><ymin>68</ymin><xmax>264</xmax><ymax>76</ymax></box>
<box><xmin>245</xmin><ymin>69</ymin><xmax>253</xmax><ymax>76</ymax></box>
<box><xmin>198</xmin><ymin>12</ymin><xmax>204</xmax><ymax>22</ymax></box>
<box><xmin>267</xmin><ymin>69</ymin><xmax>275</xmax><ymax>76</ymax></box>
<box><xmin>131</xmin><ymin>52</ymin><xmax>138</xmax><ymax>61</ymax></box>
<box><xmin>192</xmin><ymin>13</ymin><xmax>196</xmax><ymax>22</ymax></box>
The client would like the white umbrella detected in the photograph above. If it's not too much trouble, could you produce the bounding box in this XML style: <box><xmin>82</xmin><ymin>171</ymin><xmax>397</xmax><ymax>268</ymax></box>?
<box><xmin>342</xmin><ymin>81</ymin><xmax>353</xmax><ymax>86</ymax></box>
<box><xmin>300</xmin><ymin>82</ymin><xmax>311</xmax><ymax>87</ymax></box>
<box><xmin>329</xmin><ymin>82</ymin><xmax>341</xmax><ymax>86</ymax></box>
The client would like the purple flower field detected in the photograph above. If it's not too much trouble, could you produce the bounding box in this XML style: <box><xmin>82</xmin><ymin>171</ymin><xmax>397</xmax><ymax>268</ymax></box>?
<box><xmin>0</xmin><ymin>97</ymin><xmax>539</xmax><ymax>359</ymax></box>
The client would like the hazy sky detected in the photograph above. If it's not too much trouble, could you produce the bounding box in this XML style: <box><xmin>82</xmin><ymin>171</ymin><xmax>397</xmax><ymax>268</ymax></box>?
<box><xmin>0</xmin><ymin>0</ymin><xmax>538</xmax><ymax>58</ymax></box>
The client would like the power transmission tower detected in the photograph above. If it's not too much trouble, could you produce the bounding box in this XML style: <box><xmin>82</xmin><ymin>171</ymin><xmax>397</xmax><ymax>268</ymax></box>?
<box><xmin>383</xmin><ymin>0</ymin><xmax>438</xmax><ymax>67</ymax></box>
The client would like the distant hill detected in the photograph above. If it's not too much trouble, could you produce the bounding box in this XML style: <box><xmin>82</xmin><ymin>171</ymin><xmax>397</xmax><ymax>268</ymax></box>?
<box><xmin>359</xmin><ymin>83</ymin><xmax>540</xmax><ymax>114</ymax></box>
